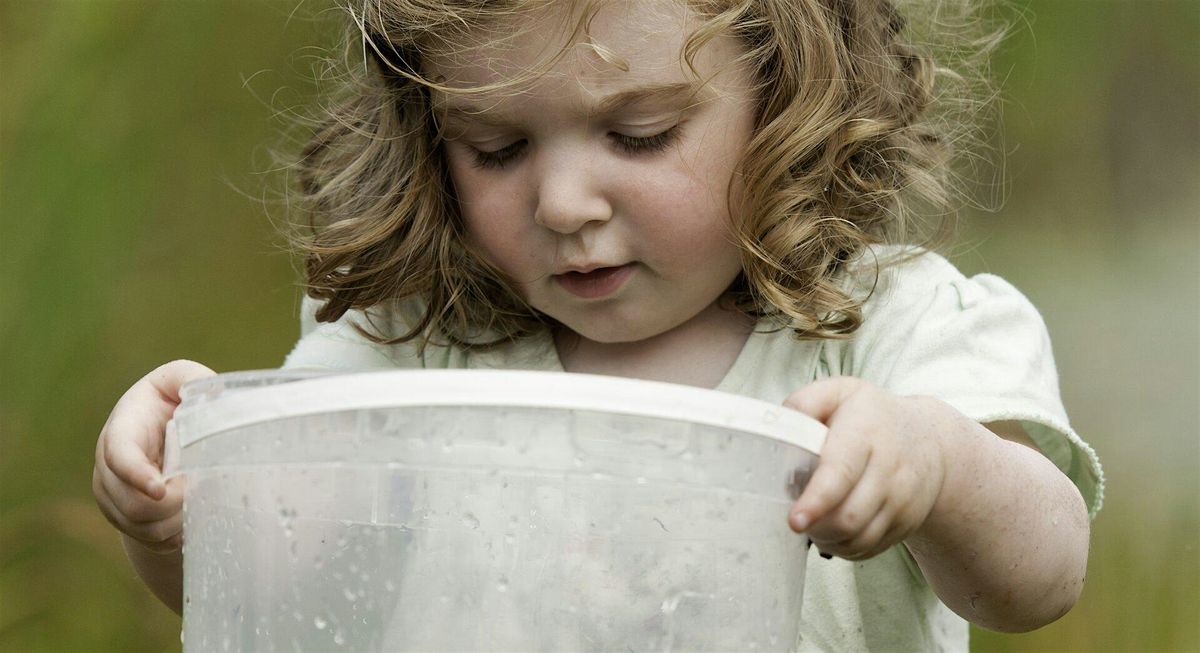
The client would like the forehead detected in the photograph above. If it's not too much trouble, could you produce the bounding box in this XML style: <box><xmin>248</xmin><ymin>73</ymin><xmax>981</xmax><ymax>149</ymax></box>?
<box><xmin>424</xmin><ymin>0</ymin><xmax>739</xmax><ymax>105</ymax></box>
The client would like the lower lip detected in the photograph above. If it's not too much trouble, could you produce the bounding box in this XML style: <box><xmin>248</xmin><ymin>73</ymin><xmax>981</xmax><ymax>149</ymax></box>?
<box><xmin>555</xmin><ymin>264</ymin><xmax>635</xmax><ymax>299</ymax></box>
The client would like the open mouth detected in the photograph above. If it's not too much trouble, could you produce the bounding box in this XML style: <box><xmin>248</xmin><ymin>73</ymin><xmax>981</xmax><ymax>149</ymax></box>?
<box><xmin>555</xmin><ymin>264</ymin><xmax>635</xmax><ymax>299</ymax></box>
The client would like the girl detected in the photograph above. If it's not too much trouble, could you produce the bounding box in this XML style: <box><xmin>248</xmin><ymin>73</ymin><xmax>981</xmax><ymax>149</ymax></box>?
<box><xmin>92</xmin><ymin>0</ymin><xmax>1103</xmax><ymax>649</ymax></box>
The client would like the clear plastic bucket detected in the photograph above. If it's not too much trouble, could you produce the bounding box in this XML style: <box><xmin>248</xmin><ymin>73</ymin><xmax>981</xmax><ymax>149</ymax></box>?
<box><xmin>168</xmin><ymin>370</ymin><xmax>825</xmax><ymax>652</ymax></box>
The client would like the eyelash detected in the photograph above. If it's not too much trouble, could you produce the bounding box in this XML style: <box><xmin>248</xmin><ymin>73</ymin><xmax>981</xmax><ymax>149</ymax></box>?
<box><xmin>470</xmin><ymin>126</ymin><xmax>682</xmax><ymax>170</ymax></box>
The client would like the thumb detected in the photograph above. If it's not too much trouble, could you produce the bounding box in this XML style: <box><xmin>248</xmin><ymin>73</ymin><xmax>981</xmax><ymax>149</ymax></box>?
<box><xmin>783</xmin><ymin>376</ymin><xmax>864</xmax><ymax>425</ymax></box>
<box><xmin>107</xmin><ymin>360</ymin><xmax>216</xmax><ymax>498</ymax></box>
<box><xmin>147</xmin><ymin>359</ymin><xmax>217</xmax><ymax>404</ymax></box>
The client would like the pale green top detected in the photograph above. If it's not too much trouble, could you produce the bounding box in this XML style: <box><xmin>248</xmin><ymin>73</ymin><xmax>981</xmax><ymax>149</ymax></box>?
<box><xmin>283</xmin><ymin>248</ymin><xmax>1104</xmax><ymax>652</ymax></box>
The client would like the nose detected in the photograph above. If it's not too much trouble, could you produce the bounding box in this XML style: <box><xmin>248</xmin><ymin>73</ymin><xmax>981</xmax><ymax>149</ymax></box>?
<box><xmin>532</xmin><ymin>152</ymin><xmax>613</xmax><ymax>235</ymax></box>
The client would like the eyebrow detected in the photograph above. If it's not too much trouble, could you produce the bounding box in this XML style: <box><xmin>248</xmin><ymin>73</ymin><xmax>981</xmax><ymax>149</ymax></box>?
<box><xmin>437</xmin><ymin>81</ymin><xmax>706</xmax><ymax>126</ymax></box>
<box><xmin>595</xmin><ymin>81</ymin><xmax>705</xmax><ymax>114</ymax></box>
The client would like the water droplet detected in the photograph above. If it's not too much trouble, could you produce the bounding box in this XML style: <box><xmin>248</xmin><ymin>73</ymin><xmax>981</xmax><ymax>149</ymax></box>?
<box><xmin>635</xmin><ymin>476</ymin><xmax>647</xmax><ymax>485</ymax></box>
<box><xmin>314</xmin><ymin>616</ymin><xmax>328</xmax><ymax>630</ymax></box>
<box><xmin>572</xmin><ymin>456</ymin><xmax>584</xmax><ymax>468</ymax></box>
<box><xmin>504</xmin><ymin>533</ymin><xmax>516</xmax><ymax>545</ymax></box>
<box><xmin>496</xmin><ymin>576</ymin><xmax>509</xmax><ymax>592</ymax></box>
<box><xmin>439</xmin><ymin>595</ymin><xmax>450</xmax><ymax>604</ymax></box>
<box><xmin>333</xmin><ymin>630</ymin><xmax>346</xmax><ymax>645</ymax></box>
<box><xmin>462</xmin><ymin>512</ymin><xmax>480</xmax><ymax>529</ymax></box>
<box><xmin>343</xmin><ymin>587</ymin><xmax>357</xmax><ymax>602</ymax></box>
<box><xmin>385</xmin><ymin>580</ymin><xmax>396</xmax><ymax>592</ymax></box>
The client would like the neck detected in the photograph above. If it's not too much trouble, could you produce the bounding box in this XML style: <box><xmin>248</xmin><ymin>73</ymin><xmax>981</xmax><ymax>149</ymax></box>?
<box><xmin>555</xmin><ymin>301</ymin><xmax>754</xmax><ymax>389</ymax></box>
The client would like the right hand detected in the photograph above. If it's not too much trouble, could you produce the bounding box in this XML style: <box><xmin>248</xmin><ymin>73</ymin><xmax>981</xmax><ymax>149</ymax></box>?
<box><xmin>92</xmin><ymin>360</ymin><xmax>216</xmax><ymax>553</ymax></box>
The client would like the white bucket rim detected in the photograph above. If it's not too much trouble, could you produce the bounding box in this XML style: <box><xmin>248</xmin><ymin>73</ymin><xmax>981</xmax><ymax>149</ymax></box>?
<box><xmin>173</xmin><ymin>369</ymin><xmax>826</xmax><ymax>454</ymax></box>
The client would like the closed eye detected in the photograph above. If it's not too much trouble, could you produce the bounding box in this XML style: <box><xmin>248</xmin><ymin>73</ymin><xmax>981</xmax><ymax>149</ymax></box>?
<box><xmin>471</xmin><ymin>140</ymin><xmax>526</xmax><ymax>170</ymax></box>
<box><xmin>469</xmin><ymin>125</ymin><xmax>683</xmax><ymax>170</ymax></box>
<box><xmin>610</xmin><ymin>125</ymin><xmax>682</xmax><ymax>156</ymax></box>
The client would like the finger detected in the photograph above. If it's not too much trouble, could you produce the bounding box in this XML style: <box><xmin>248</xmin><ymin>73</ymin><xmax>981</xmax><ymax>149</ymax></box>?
<box><xmin>129</xmin><ymin>512</ymin><xmax>184</xmax><ymax>554</ymax></box>
<box><xmin>839</xmin><ymin>505</ymin><xmax>896</xmax><ymax>561</ymax></box>
<box><xmin>783</xmin><ymin>377</ymin><xmax>865</xmax><ymax>425</ymax></box>
<box><xmin>104</xmin><ymin>360</ymin><xmax>215</xmax><ymax>497</ymax></box>
<box><xmin>146</xmin><ymin>359</ymin><xmax>216</xmax><ymax>405</ymax></box>
<box><xmin>93</xmin><ymin>483</ymin><xmax>183</xmax><ymax>550</ymax></box>
<box><xmin>804</xmin><ymin>457</ymin><xmax>889</xmax><ymax>545</ymax></box>
<box><xmin>103</xmin><ymin>421</ymin><xmax>167</xmax><ymax>500</ymax></box>
<box><xmin>790</xmin><ymin>439</ymin><xmax>871</xmax><ymax>533</ymax></box>
<box><xmin>98</xmin><ymin>463</ymin><xmax>184</xmax><ymax>524</ymax></box>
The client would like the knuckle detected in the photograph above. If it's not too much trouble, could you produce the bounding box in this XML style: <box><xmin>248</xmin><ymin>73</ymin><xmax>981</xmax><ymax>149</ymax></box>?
<box><xmin>152</xmin><ymin>521</ymin><xmax>178</xmax><ymax>543</ymax></box>
<box><xmin>125</xmin><ymin>501</ymin><xmax>156</xmax><ymax>523</ymax></box>
<box><xmin>141</xmin><ymin>520</ymin><xmax>174</xmax><ymax>544</ymax></box>
<box><xmin>832</xmin><ymin>509</ymin><xmax>864</xmax><ymax>535</ymax></box>
<box><xmin>102</xmin><ymin>439</ymin><xmax>119</xmax><ymax>468</ymax></box>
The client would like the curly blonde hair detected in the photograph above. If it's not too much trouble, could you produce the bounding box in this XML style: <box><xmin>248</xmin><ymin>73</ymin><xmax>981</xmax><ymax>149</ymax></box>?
<box><xmin>290</xmin><ymin>0</ymin><xmax>1003</xmax><ymax>349</ymax></box>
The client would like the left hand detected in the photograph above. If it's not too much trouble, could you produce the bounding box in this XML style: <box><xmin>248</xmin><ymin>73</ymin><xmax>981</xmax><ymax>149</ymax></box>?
<box><xmin>783</xmin><ymin>376</ymin><xmax>951</xmax><ymax>561</ymax></box>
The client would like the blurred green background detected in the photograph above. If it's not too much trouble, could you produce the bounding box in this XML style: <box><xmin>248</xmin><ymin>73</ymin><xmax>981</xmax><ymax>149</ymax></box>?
<box><xmin>1</xmin><ymin>0</ymin><xmax>1196</xmax><ymax>651</ymax></box>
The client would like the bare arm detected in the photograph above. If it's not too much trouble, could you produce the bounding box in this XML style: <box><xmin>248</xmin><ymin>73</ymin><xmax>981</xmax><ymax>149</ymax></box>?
<box><xmin>786</xmin><ymin>378</ymin><xmax>1091</xmax><ymax>633</ymax></box>
<box><xmin>123</xmin><ymin>535</ymin><xmax>184</xmax><ymax>615</ymax></box>
<box><xmin>904</xmin><ymin>416</ymin><xmax>1090</xmax><ymax>632</ymax></box>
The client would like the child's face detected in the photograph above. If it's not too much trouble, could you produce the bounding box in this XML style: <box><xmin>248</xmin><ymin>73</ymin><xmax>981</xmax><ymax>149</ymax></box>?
<box><xmin>430</xmin><ymin>1</ymin><xmax>757</xmax><ymax>344</ymax></box>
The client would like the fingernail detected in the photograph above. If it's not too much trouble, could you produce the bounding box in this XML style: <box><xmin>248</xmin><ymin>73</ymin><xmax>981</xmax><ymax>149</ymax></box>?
<box><xmin>790</xmin><ymin>511</ymin><xmax>809</xmax><ymax>532</ymax></box>
<box><xmin>819</xmin><ymin>551</ymin><xmax>833</xmax><ymax>560</ymax></box>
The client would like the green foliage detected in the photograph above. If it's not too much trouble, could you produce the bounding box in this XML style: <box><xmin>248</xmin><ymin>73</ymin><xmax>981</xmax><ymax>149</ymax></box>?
<box><xmin>1</xmin><ymin>1</ymin><xmax>1196</xmax><ymax>651</ymax></box>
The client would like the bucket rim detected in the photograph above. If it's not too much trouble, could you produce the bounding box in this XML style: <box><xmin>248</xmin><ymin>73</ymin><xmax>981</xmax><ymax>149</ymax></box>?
<box><xmin>172</xmin><ymin>369</ymin><xmax>826</xmax><ymax>454</ymax></box>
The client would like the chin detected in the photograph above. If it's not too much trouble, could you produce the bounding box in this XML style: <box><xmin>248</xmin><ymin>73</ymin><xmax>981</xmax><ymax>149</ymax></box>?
<box><xmin>560</xmin><ymin>315</ymin><xmax>670</xmax><ymax>345</ymax></box>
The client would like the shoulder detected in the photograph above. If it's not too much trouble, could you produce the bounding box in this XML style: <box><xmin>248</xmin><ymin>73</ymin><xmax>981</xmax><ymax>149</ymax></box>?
<box><xmin>282</xmin><ymin>295</ymin><xmax>429</xmax><ymax>370</ymax></box>
<box><xmin>845</xmin><ymin>245</ymin><xmax>1045</xmax><ymax>343</ymax></box>
<box><xmin>849</xmin><ymin>245</ymin><xmax>1025</xmax><ymax>317</ymax></box>
<box><xmin>838</xmin><ymin>244</ymin><xmax>1057</xmax><ymax>399</ymax></box>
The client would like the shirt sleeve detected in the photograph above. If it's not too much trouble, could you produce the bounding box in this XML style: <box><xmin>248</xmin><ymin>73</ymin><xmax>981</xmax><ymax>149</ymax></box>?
<box><xmin>281</xmin><ymin>295</ymin><xmax>422</xmax><ymax>371</ymax></box>
<box><xmin>845</xmin><ymin>250</ymin><xmax>1104</xmax><ymax>518</ymax></box>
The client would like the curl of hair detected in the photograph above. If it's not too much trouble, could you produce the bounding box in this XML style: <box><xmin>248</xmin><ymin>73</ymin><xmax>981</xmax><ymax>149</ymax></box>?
<box><xmin>287</xmin><ymin>0</ymin><xmax>1005</xmax><ymax>348</ymax></box>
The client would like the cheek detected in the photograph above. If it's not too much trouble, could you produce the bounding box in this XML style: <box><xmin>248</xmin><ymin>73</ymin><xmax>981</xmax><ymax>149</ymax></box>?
<box><xmin>447</xmin><ymin>157</ymin><xmax>523</xmax><ymax>262</ymax></box>
<box><xmin>456</xmin><ymin>206</ymin><xmax>546</xmax><ymax>290</ymax></box>
<box><xmin>625</xmin><ymin>147</ymin><xmax>741</xmax><ymax>244</ymax></box>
